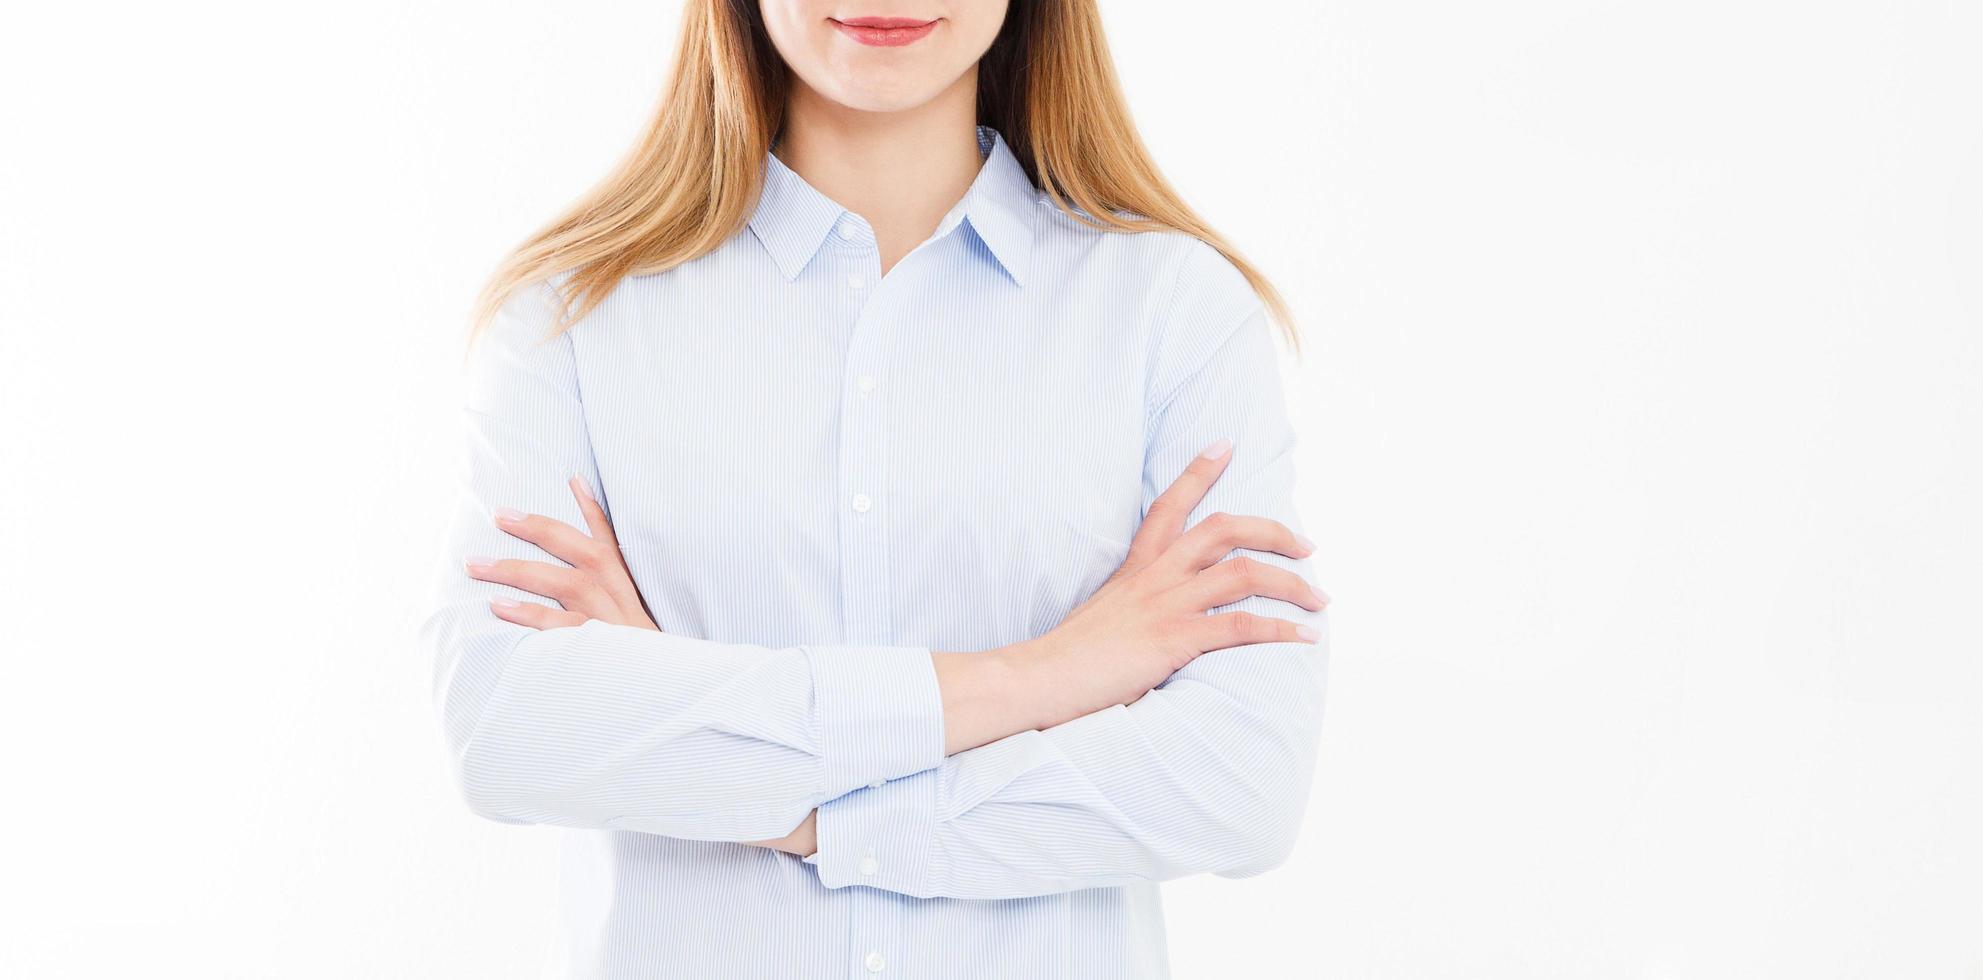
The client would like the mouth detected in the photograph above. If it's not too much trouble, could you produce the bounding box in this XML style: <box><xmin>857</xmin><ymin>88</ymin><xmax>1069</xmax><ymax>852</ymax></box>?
<box><xmin>830</xmin><ymin>16</ymin><xmax>940</xmax><ymax>47</ymax></box>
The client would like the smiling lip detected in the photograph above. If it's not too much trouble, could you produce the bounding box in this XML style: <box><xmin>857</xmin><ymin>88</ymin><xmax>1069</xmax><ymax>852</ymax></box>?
<box><xmin>831</xmin><ymin>16</ymin><xmax>939</xmax><ymax>47</ymax></box>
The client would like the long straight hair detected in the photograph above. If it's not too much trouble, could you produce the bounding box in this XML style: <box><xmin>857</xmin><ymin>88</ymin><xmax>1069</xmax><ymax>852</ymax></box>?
<box><xmin>472</xmin><ymin>0</ymin><xmax>1298</xmax><ymax>353</ymax></box>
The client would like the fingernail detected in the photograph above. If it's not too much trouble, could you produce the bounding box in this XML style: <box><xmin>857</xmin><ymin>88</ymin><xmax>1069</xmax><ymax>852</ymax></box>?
<box><xmin>1200</xmin><ymin>437</ymin><xmax>1232</xmax><ymax>460</ymax></box>
<box><xmin>493</xmin><ymin>507</ymin><xmax>525</xmax><ymax>524</ymax></box>
<box><xmin>1312</xmin><ymin>587</ymin><xmax>1331</xmax><ymax>607</ymax></box>
<box><xmin>1296</xmin><ymin>625</ymin><xmax>1320</xmax><ymax>642</ymax></box>
<box><xmin>570</xmin><ymin>476</ymin><xmax>595</xmax><ymax>502</ymax></box>
<box><xmin>465</xmin><ymin>555</ymin><xmax>497</xmax><ymax>572</ymax></box>
<box><xmin>1292</xmin><ymin>533</ymin><xmax>1314</xmax><ymax>552</ymax></box>
<box><xmin>490</xmin><ymin>597</ymin><xmax>520</xmax><ymax>611</ymax></box>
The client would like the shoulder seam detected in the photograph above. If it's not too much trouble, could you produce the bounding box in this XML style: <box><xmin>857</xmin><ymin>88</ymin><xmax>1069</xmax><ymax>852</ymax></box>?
<box><xmin>1144</xmin><ymin>300</ymin><xmax>1270</xmax><ymax>430</ymax></box>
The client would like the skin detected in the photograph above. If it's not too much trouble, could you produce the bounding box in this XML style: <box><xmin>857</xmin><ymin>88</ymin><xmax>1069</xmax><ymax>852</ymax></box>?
<box><xmin>465</xmin><ymin>1</ymin><xmax>1330</xmax><ymax>858</ymax></box>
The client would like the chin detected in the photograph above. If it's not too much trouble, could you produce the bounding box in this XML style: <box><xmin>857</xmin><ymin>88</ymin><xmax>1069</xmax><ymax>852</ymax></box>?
<box><xmin>821</xmin><ymin>78</ymin><xmax>945</xmax><ymax>114</ymax></box>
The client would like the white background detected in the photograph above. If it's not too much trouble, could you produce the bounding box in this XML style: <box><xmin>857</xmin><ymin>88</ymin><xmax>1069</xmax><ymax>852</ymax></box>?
<box><xmin>2</xmin><ymin>1</ymin><xmax>1979</xmax><ymax>977</ymax></box>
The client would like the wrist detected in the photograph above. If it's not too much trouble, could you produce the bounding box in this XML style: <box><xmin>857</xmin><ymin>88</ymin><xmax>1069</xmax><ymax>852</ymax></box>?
<box><xmin>1007</xmin><ymin>629</ymin><xmax>1118</xmax><ymax>733</ymax></box>
<box><xmin>790</xmin><ymin>808</ymin><xmax>817</xmax><ymax>858</ymax></box>
<box><xmin>933</xmin><ymin>643</ymin><xmax>1047</xmax><ymax>755</ymax></box>
<box><xmin>990</xmin><ymin>636</ymin><xmax>1066</xmax><ymax>733</ymax></box>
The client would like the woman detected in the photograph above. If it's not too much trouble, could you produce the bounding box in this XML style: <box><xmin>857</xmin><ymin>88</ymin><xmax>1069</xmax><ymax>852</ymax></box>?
<box><xmin>420</xmin><ymin>1</ymin><xmax>1331</xmax><ymax>977</ymax></box>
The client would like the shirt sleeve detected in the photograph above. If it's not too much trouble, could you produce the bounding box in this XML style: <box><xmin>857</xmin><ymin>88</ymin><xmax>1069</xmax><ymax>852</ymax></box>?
<box><xmin>802</xmin><ymin>241</ymin><xmax>1331</xmax><ymax>898</ymax></box>
<box><xmin>419</xmin><ymin>280</ymin><xmax>947</xmax><ymax>843</ymax></box>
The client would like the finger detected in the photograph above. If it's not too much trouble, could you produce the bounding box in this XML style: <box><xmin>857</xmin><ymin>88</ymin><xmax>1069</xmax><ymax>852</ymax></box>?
<box><xmin>465</xmin><ymin>556</ymin><xmax>612</xmax><ymax>613</ymax></box>
<box><xmin>1157</xmin><ymin>512</ymin><xmax>1315</xmax><ymax>575</ymax></box>
<box><xmin>1123</xmin><ymin>438</ymin><xmax>1235</xmax><ymax>571</ymax></box>
<box><xmin>490</xmin><ymin>597</ymin><xmax>588</xmax><ymax>630</ymax></box>
<box><xmin>1188</xmin><ymin>610</ymin><xmax>1322</xmax><ymax>653</ymax></box>
<box><xmin>496</xmin><ymin>498</ymin><xmax>648</xmax><ymax>629</ymax></box>
<box><xmin>569</xmin><ymin>476</ymin><xmax>619</xmax><ymax>547</ymax></box>
<box><xmin>1182</xmin><ymin>555</ymin><xmax>1329</xmax><ymax>612</ymax></box>
<box><xmin>493</xmin><ymin>508</ymin><xmax>607</xmax><ymax>570</ymax></box>
<box><xmin>565</xmin><ymin>477</ymin><xmax>657</xmax><ymax>625</ymax></box>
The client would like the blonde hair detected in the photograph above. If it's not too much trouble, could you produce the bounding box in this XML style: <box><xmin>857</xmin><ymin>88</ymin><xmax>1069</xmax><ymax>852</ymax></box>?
<box><xmin>472</xmin><ymin>0</ymin><xmax>1298</xmax><ymax>354</ymax></box>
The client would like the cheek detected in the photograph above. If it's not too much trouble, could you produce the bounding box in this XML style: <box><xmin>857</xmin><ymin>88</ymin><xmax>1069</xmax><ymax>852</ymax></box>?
<box><xmin>758</xmin><ymin>3</ymin><xmax>833</xmax><ymax>75</ymax></box>
<box><xmin>952</xmin><ymin>1</ymin><xmax>1011</xmax><ymax>50</ymax></box>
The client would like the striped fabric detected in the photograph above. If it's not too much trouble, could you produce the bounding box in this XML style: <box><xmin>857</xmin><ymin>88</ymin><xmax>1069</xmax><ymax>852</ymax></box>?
<box><xmin>419</xmin><ymin>124</ymin><xmax>1330</xmax><ymax>980</ymax></box>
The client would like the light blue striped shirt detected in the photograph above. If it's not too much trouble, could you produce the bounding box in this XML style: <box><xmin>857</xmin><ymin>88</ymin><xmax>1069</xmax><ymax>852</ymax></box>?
<box><xmin>420</xmin><ymin>124</ymin><xmax>1329</xmax><ymax>980</ymax></box>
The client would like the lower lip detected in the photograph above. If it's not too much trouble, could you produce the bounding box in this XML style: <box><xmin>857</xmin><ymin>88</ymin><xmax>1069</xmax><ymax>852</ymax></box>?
<box><xmin>831</xmin><ymin>19</ymin><xmax>938</xmax><ymax>47</ymax></box>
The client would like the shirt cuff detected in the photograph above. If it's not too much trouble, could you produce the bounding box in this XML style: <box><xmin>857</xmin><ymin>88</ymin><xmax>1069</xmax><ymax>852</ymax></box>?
<box><xmin>803</xmin><ymin>644</ymin><xmax>945</xmax><ymax>798</ymax></box>
<box><xmin>805</xmin><ymin>766</ymin><xmax>939</xmax><ymax>894</ymax></box>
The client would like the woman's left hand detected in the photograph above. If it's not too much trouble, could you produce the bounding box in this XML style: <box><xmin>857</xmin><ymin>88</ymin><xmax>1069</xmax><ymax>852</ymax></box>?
<box><xmin>465</xmin><ymin>476</ymin><xmax>660</xmax><ymax>631</ymax></box>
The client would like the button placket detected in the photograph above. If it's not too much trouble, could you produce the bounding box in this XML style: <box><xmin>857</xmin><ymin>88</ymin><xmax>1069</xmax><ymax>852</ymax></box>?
<box><xmin>833</xmin><ymin>236</ymin><xmax>897</xmax><ymax>980</ymax></box>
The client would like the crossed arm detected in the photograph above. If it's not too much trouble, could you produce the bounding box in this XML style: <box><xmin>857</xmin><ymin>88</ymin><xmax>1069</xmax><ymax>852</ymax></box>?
<box><xmin>420</xmin><ymin>277</ymin><xmax>1330</xmax><ymax>900</ymax></box>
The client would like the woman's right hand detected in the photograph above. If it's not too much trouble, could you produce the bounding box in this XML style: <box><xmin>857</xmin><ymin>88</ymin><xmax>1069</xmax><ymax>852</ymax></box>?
<box><xmin>1001</xmin><ymin>437</ymin><xmax>1328</xmax><ymax>733</ymax></box>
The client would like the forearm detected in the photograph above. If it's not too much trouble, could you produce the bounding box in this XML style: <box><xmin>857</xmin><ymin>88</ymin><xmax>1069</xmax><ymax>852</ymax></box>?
<box><xmin>799</xmin><ymin>603</ymin><xmax>1329</xmax><ymax>896</ymax></box>
<box><xmin>930</xmin><ymin>645</ymin><xmax>1056</xmax><ymax>755</ymax></box>
<box><xmin>748</xmin><ymin>644</ymin><xmax>1046</xmax><ymax>855</ymax></box>
<box><xmin>428</xmin><ymin>600</ymin><xmax>950</xmax><ymax>840</ymax></box>
<box><xmin>442</xmin><ymin>524</ymin><xmax>1094</xmax><ymax>849</ymax></box>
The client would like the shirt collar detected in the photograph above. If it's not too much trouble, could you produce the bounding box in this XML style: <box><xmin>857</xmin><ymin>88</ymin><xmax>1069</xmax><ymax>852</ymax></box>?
<box><xmin>748</xmin><ymin>124</ymin><xmax>1038</xmax><ymax>286</ymax></box>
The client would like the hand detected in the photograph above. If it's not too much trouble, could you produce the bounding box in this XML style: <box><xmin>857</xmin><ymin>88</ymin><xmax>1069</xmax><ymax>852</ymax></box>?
<box><xmin>1004</xmin><ymin>437</ymin><xmax>1328</xmax><ymax>731</ymax></box>
<box><xmin>464</xmin><ymin>476</ymin><xmax>660</xmax><ymax>631</ymax></box>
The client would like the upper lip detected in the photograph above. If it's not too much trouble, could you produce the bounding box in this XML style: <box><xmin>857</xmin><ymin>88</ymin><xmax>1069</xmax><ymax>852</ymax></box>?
<box><xmin>833</xmin><ymin>16</ymin><xmax>937</xmax><ymax>28</ymax></box>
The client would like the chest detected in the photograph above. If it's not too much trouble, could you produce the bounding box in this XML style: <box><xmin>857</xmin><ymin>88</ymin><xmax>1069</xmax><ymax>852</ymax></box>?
<box><xmin>568</xmin><ymin>258</ymin><xmax>1152</xmax><ymax>646</ymax></box>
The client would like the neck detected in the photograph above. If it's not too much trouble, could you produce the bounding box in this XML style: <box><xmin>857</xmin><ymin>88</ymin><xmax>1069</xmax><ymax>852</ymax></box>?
<box><xmin>773</xmin><ymin>71</ymin><xmax>983</xmax><ymax>274</ymax></box>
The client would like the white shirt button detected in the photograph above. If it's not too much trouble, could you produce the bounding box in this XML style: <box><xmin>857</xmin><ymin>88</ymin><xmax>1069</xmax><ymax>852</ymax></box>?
<box><xmin>868</xmin><ymin>778</ymin><xmax>885</xmax><ymax>789</ymax></box>
<box><xmin>851</xmin><ymin>493</ymin><xmax>872</xmax><ymax>513</ymax></box>
<box><xmin>858</xmin><ymin>853</ymin><xmax>879</xmax><ymax>876</ymax></box>
<box><xmin>864</xmin><ymin>950</ymin><xmax>886</xmax><ymax>973</ymax></box>
<box><xmin>857</xmin><ymin>374</ymin><xmax>877</xmax><ymax>394</ymax></box>
<box><xmin>846</xmin><ymin>272</ymin><xmax>867</xmax><ymax>289</ymax></box>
